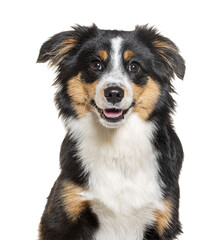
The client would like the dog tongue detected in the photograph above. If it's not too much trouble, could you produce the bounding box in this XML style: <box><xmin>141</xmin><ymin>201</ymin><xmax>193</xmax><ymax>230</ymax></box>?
<box><xmin>104</xmin><ymin>109</ymin><xmax>122</xmax><ymax>118</ymax></box>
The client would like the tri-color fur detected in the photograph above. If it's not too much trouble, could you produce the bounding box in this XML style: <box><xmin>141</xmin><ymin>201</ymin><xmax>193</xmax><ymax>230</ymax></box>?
<box><xmin>37</xmin><ymin>24</ymin><xmax>185</xmax><ymax>240</ymax></box>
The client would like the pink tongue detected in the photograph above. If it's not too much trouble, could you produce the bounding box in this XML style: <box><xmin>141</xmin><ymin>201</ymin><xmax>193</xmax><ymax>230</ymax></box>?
<box><xmin>104</xmin><ymin>109</ymin><xmax>122</xmax><ymax>118</ymax></box>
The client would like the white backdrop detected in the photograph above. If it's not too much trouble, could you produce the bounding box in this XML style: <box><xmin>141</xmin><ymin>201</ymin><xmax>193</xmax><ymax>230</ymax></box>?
<box><xmin>1</xmin><ymin>0</ymin><xmax>219</xmax><ymax>239</ymax></box>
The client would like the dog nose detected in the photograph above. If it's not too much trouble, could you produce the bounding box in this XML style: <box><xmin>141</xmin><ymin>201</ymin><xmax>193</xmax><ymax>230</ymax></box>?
<box><xmin>104</xmin><ymin>86</ymin><xmax>124</xmax><ymax>104</ymax></box>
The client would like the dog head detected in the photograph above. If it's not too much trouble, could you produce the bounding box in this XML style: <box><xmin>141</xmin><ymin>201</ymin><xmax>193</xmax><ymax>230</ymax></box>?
<box><xmin>37</xmin><ymin>24</ymin><xmax>185</xmax><ymax>128</ymax></box>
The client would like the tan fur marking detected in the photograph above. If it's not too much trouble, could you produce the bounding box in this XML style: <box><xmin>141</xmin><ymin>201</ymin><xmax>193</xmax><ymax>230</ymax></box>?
<box><xmin>98</xmin><ymin>50</ymin><xmax>108</xmax><ymax>61</ymax></box>
<box><xmin>154</xmin><ymin>200</ymin><xmax>173</xmax><ymax>235</ymax></box>
<box><xmin>38</xmin><ymin>223</ymin><xmax>43</xmax><ymax>240</ymax></box>
<box><xmin>57</xmin><ymin>43</ymin><xmax>74</xmax><ymax>56</ymax></box>
<box><xmin>123</xmin><ymin>50</ymin><xmax>134</xmax><ymax>60</ymax></box>
<box><xmin>153</xmin><ymin>40</ymin><xmax>175</xmax><ymax>51</ymax></box>
<box><xmin>49</xmin><ymin>37</ymin><xmax>76</xmax><ymax>66</ymax></box>
<box><xmin>67</xmin><ymin>73</ymin><xmax>97</xmax><ymax>117</ymax></box>
<box><xmin>56</xmin><ymin>39</ymin><xmax>75</xmax><ymax>58</ymax></box>
<box><xmin>62</xmin><ymin>38</ymin><xmax>76</xmax><ymax>45</ymax></box>
<box><xmin>132</xmin><ymin>77</ymin><xmax>160</xmax><ymax>120</ymax></box>
<box><xmin>153</xmin><ymin>40</ymin><xmax>177</xmax><ymax>69</ymax></box>
<box><xmin>62</xmin><ymin>180</ymin><xmax>89</xmax><ymax>222</ymax></box>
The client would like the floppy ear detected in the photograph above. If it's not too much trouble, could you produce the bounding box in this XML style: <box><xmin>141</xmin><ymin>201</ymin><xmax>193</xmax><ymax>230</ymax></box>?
<box><xmin>135</xmin><ymin>25</ymin><xmax>185</xmax><ymax>80</ymax></box>
<box><xmin>152</xmin><ymin>37</ymin><xmax>185</xmax><ymax>80</ymax></box>
<box><xmin>37</xmin><ymin>31</ymin><xmax>77</xmax><ymax>66</ymax></box>
<box><xmin>37</xmin><ymin>24</ymin><xmax>98</xmax><ymax>67</ymax></box>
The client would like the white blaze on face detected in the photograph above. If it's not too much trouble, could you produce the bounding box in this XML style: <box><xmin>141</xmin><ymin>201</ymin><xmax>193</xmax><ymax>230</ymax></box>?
<box><xmin>95</xmin><ymin>37</ymin><xmax>133</xmax><ymax>110</ymax></box>
<box><xmin>111</xmin><ymin>37</ymin><xmax>123</xmax><ymax>70</ymax></box>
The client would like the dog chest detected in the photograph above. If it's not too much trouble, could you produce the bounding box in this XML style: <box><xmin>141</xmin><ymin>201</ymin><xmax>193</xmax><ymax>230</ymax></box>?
<box><xmin>68</xmin><ymin>113</ymin><xmax>163</xmax><ymax>239</ymax></box>
<box><xmin>88</xmin><ymin>157</ymin><xmax>162</xmax><ymax>240</ymax></box>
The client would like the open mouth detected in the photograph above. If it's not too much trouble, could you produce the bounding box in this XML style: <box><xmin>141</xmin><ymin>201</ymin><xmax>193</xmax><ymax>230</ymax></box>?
<box><xmin>91</xmin><ymin>100</ymin><xmax>135</xmax><ymax>123</ymax></box>
<box><xmin>103</xmin><ymin>108</ymin><xmax>124</xmax><ymax>122</ymax></box>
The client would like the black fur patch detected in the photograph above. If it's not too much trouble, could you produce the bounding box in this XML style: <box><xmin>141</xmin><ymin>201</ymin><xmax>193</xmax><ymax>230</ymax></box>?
<box><xmin>59</xmin><ymin>134</ymin><xmax>89</xmax><ymax>187</ymax></box>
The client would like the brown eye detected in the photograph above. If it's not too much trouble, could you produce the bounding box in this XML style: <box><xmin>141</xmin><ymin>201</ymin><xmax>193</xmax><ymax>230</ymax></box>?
<box><xmin>128</xmin><ymin>62</ymin><xmax>140</xmax><ymax>73</ymax></box>
<box><xmin>89</xmin><ymin>61</ymin><xmax>103</xmax><ymax>71</ymax></box>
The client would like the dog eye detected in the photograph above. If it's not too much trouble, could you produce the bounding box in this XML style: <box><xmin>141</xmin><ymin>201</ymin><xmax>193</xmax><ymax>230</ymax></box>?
<box><xmin>128</xmin><ymin>62</ymin><xmax>141</xmax><ymax>73</ymax></box>
<box><xmin>89</xmin><ymin>61</ymin><xmax>103</xmax><ymax>71</ymax></box>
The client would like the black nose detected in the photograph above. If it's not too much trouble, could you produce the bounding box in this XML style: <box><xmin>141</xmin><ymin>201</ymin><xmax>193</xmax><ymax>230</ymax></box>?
<box><xmin>104</xmin><ymin>86</ymin><xmax>124</xmax><ymax>104</ymax></box>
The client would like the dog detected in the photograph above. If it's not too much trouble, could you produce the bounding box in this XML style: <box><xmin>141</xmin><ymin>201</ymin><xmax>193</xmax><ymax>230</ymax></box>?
<box><xmin>37</xmin><ymin>24</ymin><xmax>185</xmax><ymax>240</ymax></box>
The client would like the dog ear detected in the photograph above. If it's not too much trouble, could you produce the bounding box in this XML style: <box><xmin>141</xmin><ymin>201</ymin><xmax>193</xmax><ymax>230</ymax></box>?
<box><xmin>152</xmin><ymin>37</ymin><xmax>185</xmax><ymax>80</ymax></box>
<box><xmin>37</xmin><ymin>31</ymin><xmax>77</xmax><ymax>66</ymax></box>
<box><xmin>37</xmin><ymin>24</ymin><xmax>98</xmax><ymax>67</ymax></box>
<box><xmin>135</xmin><ymin>25</ymin><xmax>185</xmax><ymax>80</ymax></box>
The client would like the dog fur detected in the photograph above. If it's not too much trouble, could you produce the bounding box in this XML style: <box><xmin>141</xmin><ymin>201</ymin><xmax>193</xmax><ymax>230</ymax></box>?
<box><xmin>37</xmin><ymin>24</ymin><xmax>185</xmax><ymax>240</ymax></box>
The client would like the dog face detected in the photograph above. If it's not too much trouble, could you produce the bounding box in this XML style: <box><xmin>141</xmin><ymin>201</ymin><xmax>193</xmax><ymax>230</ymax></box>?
<box><xmin>37</xmin><ymin>25</ymin><xmax>185</xmax><ymax>128</ymax></box>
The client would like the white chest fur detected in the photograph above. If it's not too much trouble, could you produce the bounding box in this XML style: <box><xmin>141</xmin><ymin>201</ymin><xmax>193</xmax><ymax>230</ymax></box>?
<box><xmin>67</xmin><ymin>113</ymin><xmax>163</xmax><ymax>240</ymax></box>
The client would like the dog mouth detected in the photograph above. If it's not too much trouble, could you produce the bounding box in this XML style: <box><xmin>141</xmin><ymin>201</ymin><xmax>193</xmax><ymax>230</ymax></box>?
<box><xmin>102</xmin><ymin>108</ymin><xmax>124</xmax><ymax>122</ymax></box>
<box><xmin>91</xmin><ymin>100</ymin><xmax>135</xmax><ymax>123</ymax></box>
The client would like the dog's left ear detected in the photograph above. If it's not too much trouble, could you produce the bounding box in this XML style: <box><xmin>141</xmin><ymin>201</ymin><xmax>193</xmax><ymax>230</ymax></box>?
<box><xmin>136</xmin><ymin>25</ymin><xmax>185</xmax><ymax>80</ymax></box>
<box><xmin>152</xmin><ymin>37</ymin><xmax>186</xmax><ymax>80</ymax></box>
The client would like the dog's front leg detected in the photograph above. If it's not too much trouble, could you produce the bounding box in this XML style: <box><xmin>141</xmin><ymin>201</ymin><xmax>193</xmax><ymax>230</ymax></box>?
<box><xmin>38</xmin><ymin>175</ymin><xmax>98</xmax><ymax>240</ymax></box>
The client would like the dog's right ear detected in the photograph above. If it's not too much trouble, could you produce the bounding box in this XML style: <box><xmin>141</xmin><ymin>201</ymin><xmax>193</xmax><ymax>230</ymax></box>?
<box><xmin>36</xmin><ymin>31</ymin><xmax>77</xmax><ymax>67</ymax></box>
<box><xmin>37</xmin><ymin>24</ymin><xmax>98</xmax><ymax>67</ymax></box>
